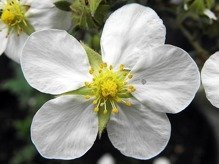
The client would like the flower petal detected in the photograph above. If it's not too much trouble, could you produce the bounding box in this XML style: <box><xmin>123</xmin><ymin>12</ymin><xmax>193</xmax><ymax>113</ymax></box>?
<box><xmin>101</xmin><ymin>3</ymin><xmax>166</xmax><ymax>69</ymax></box>
<box><xmin>0</xmin><ymin>25</ymin><xmax>8</xmax><ymax>56</ymax></box>
<box><xmin>31</xmin><ymin>95</ymin><xmax>98</xmax><ymax>159</ymax></box>
<box><xmin>130</xmin><ymin>45</ymin><xmax>200</xmax><ymax>113</ymax></box>
<box><xmin>21</xmin><ymin>29</ymin><xmax>92</xmax><ymax>95</ymax></box>
<box><xmin>203</xmin><ymin>9</ymin><xmax>217</xmax><ymax>20</ymax></box>
<box><xmin>26</xmin><ymin>0</ymin><xmax>72</xmax><ymax>31</ymax></box>
<box><xmin>5</xmin><ymin>32</ymin><xmax>28</xmax><ymax>63</ymax></box>
<box><xmin>201</xmin><ymin>52</ymin><xmax>219</xmax><ymax>108</ymax></box>
<box><xmin>107</xmin><ymin>99</ymin><xmax>171</xmax><ymax>159</ymax></box>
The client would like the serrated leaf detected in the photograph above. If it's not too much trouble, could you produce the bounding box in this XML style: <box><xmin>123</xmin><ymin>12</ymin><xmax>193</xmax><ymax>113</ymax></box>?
<box><xmin>89</xmin><ymin>0</ymin><xmax>102</xmax><ymax>16</ymax></box>
<box><xmin>54</xmin><ymin>0</ymin><xmax>72</xmax><ymax>11</ymax></box>
<box><xmin>81</xmin><ymin>43</ymin><xmax>102</xmax><ymax>70</ymax></box>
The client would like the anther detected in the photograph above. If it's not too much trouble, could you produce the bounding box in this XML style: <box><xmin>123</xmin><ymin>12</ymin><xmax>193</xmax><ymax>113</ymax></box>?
<box><xmin>93</xmin><ymin>99</ymin><xmax>98</xmax><ymax>104</ymax></box>
<box><xmin>100</xmin><ymin>63</ymin><xmax>105</xmax><ymax>69</ymax></box>
<box><xmin>103</xmin><ymin>62</ymin><xmax>107</xmax><ymax>67</ymax></box>
<box><xmin>103</xmin><ymin>109</ymin><xmax>108</xmax><ymax>114</ymax></box>
<box><xmin>84</xmin><ymin>82</ymin><xmax>90</xmax><ymax>87</ymax></box>
<box><xmin>128</xmin><ymin>74</ymin><xmax>133</xmax><ymax>79</ymax></box>
<box><xmin>94</xmin><ymin>107</ymin><xmax>99</xmax><ymax>112</ymax></box>
<box><xmin>112</xmin><ymin>108</ymin><xmax>119</xmax><ymax>114</ymax></box>
<box><xmin>85</xmin><ymin>95</ymin><xmax>91</xmax><ymax>99</ymax></box>
<box><xmin>124</xmin><ymin>101</ymin><xmax>132</xmax><ymax>106</ymax></box>
<box><xmin>89</xmin><ymin>68</ymin><xmax>94</xmax><ymax>74</ymax></box>
<box><xmin>109</xmin><ymin>65</ymin><xmax>113</xmax><ymax>70</ymax></box>
<box><xmin>119</xmin><ymin>64</ymin><xmax>124</xmax><ymax>71</ymax></box>
<box><xmin>100</xmin><ymin>102</ymin><xmax>105</xmax><ymax>106</ymax></box>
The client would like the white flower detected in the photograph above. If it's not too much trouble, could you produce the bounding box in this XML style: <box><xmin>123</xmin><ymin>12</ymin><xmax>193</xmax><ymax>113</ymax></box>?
<box><xmin>201</xmin><ymin>52</ymin><xmax>219</xmax><ymax>107</ymax></box>
<box><xmin>153</xmin><ymin>157</ymin><xmax>171</xmax><ymax>164</ymax></box>
<box><xmin>203</xmin><ymin>9</ymin><xmax>217</xmax><ymax>20</ymax></box>
<box><xmin>21</xmin><ymin>4</ymin><xmax>200</xmax><ymax>160</ymax></box>
<box><xmin>97</xmin><ymin>154</ymin><xmax>115</xmax><ymax>164</ymax></box>
<box><xmin>0</xmin><ymin>0</ymin><xmax>71</xmax><ymax>63</ymax></box>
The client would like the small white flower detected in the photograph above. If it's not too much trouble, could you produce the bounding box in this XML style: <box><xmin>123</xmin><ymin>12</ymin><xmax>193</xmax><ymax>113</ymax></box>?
<box><xmin>97</xmin><ymin>154</ymin><xmax>115</xmax><ymax>164</ymax></box>
<box><xmin>203</xmin><ymin>9</ymin><xmax>217</xmax><ymax>20</ymax></box>
<box><xmin>0</xmin><ymin>0</ymin><xmax>71</xmax><ymax>63</ymax></box>
<box><xmin>21</xmin><ymin>4</ymin><xmax>200</xmax><ymax>160</ymax></box>
<box><xmin>201</xmin><ymin>52</ymin><xmax>219</xmax><ymax>108</ymax></box>
<box><xmin>153</xmin><ymin>157</ymin><xmax>171</xmax><ymax>164</ymax></box>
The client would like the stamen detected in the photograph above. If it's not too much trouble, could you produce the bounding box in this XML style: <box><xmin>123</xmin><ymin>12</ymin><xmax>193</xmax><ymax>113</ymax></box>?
<box><xmin>94</xmin><ymin>107</ymin><xmax>99</xmax><ymax>112</ymax></box>
<box><xmin>122</xmin><ymin>100</ymin><xmax>132</xmax><ymax>106</ymax></box>
<box><xmin>83</xmin><ymin>62</ymin><xmax>135</xmax><ymax>114</ymax></box>
<box><xmin>109</xmin><ymin>65</ymin><xmax>113</xmax><ymax>70</ymax></box>
<box><xmin>112</xmin><ymin>108</ymin><xmax>119</xmax><ymax>113</ymax></box>
<box><xmin>128</xmin><ymin>74</ymin><xmax>133</xmax><ymax>79</ymax></box>
<box><xmin>1</xmin><ymin>0</ymin><xmax>30</xmax><ymax>35</ymax></box>
<box><xmin>89</xmin><ymin>67</ymin><xmax>94</xmax><ymax>74</ymax></box>
<box><xmin>103</xmin><ymin>102</ymin><xmax>107</xmax><ymax>114</ymax></box>
<box><xmin>119</xmin><ymin>64</ymin><xmax>124</xmax><ymax>71</ymax></box>
<box><xmin>84</xmin><ymin>95</ymin><xmax>91</xmax><ymax>99</ymax></box>
<box><xmin>84</xmin><ymin>82</ymin><xmax>91</xmax><ymax>87</ymax></box>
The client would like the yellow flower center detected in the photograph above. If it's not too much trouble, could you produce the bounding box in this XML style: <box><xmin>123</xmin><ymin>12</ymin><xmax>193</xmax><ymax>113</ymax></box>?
<box><xmin>0</xmin><ymin>0</ymin><xmax>29</xmax><ymax>35</ymax></box>
<box><xmin>84</xmin><ymin>63</ymin><xmax>135</xmax><ymax>114</ymax></box>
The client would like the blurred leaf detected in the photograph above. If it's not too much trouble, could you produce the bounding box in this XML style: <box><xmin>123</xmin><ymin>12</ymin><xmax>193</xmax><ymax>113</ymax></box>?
<box><xmin>89</xmin><ymin>0</ymin><xmax>102</xmax><ymax>16</ymax></box>
<box><xmin>14</xmin><ymin>117</ymin><xmax>32</xmax><ymax>139</ymax></box>
<box><xmin>94</xmin><ymin>4</ymin><xmax>110</xmax><ymax>25</ymax></box>
<box><xmin>11</xmin><ymin>145</ymin><xmax>36</xmax><ymax>164</ymax></box>
<box><xmin>2</xmin><ymin>64</ymin><xmax>33</xmax><ymax>99</ymax></box>
<box><xmin>88</xmin><ymin>34</ymin><xmax>101</xmax><ymax>51</ymax></box>
<box><xmin>71</xmin><ymin>0</ymin><xmax>98</xmax><ymax>30</ymax></box>
<box><xmin>109</xmin><ymin>0</ymin><xmax>127</xmax><ymax>10</ymax></box>
<box><xmin>54</xmin><ymin>0</ymin><xmax>72</xmax><ymax>11</ymax></box>
<box><xmin>71</xmin><ymin>0</ymin><xmax>109</xmax><ymax>30</ymax></box>
<box><xmin>1</xmin><ymin>64</ymin><xmax>51</xmax><ymax>108</ymax></box>
<box><xmin>205</xmin><ymin>0</ymin><xmax>215</xmax><ymax>8</ymax></box>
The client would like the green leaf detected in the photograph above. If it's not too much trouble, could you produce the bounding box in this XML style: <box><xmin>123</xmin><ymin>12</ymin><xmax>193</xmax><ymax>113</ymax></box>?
<box><xmin>19</xmin><ymin>20</ymin><xmax>35</xmax><ymax>36</ymax></box>
<box><xmin>81</xmin><ymin>43</ymin><xmax>102</xmax><ymax>70</ymax></box>
<box><xmin>10</xmin><ymin>145</ymin><xmax>36</xmax><ymax>164</ymax></box>
<box><xmin>190</xmin><ymin>0</ymin><xmax>205</xmax><ymax>13</ymax></box>
<box><xmin>98</xmin><ymin>103</ymin><xmax>111</xmax><ymax>137</ymax></box>
<box><xmin>205</xmin><ymin>0</ymin><xmax>214</xmax><ymax>8</ymax></box>
<box><xmin>62</xmin><ymin>86</ymin><xmax>92</xmax><ymax>95</ymax></box>
<box><xmin>94</xmin><ymin>4</ymin><xmax>110</xmax><ymax>25</ymax></box>
<box><xmin>54</xmin><ymin>0</ymin><xmax>72</xmax><ymax>11</ymax></box>
<box><xmin>89</xmin><ymin>0</ymin><xmax>102</xmax><ymax>16</ymax></box>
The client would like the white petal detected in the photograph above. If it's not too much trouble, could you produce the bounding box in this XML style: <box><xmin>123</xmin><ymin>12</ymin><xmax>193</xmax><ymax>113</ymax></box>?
<box><xmin>5</xmin><ymin>32</ymin><xmax>28</xmax><ymax>63</ymax></box>
<box><xmin>107</xmin><ymin>99</ymin><xmax>171</xmax><ymax>159</ymax></box>
<box><xmin>21</xmin><ymin>29</ymin><xmax>92</xmax><ymax>95</ymax></box>
<box><xmin>203</xmin><ymin>9</ymin><xmax>217</xmax><ymax>20</ymax></box>
<box><xmin>26</xmin><ymin>0</ymin><xmax>72</xmax><ymax>31</ymax></box>
<box><xmin>130</xmin><ymin>45</ymin><xmax>200</xmax><ymax>113</ymax></box>
<box><xmin>201</xmin><ymin>52</ymin><xmax>219</xmax><ymax>108</ymax></box>
<box><xmin>0</xmin><ymin>25</ymin><xmax>8</xmax><ymax>56</ymax></box>
<box><xmin>101</xmin><ymin>3</ymin><xmax>166</xmax><ymax>69</ymax></box>
<box><xmin>31</xmin><ymin>95</ymin><xmax>98</xmax><ymax>159</ymax></box>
